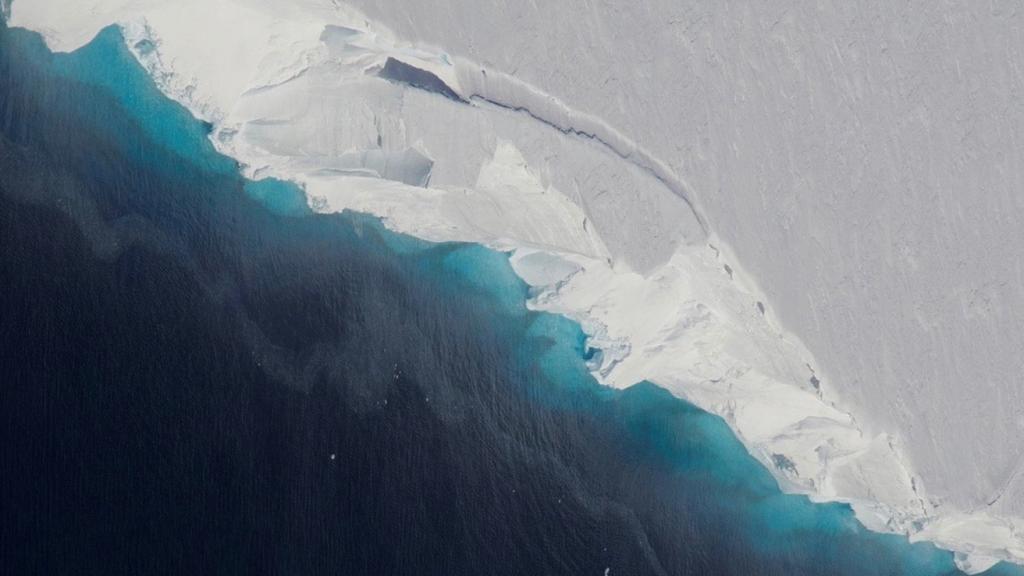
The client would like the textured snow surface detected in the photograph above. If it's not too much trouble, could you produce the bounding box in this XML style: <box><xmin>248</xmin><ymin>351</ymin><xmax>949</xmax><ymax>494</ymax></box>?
<box><xmin>11</xmin><ymin>0</ymin><xmax>1024</xmax><ymax>570</ymax></box>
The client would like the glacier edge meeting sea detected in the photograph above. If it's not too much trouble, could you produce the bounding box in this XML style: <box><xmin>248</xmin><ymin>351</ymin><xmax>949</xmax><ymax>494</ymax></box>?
<box><xmin>0</xmin><ymin>18</ymin><xmax>1021</xmax><ymax>576</ymax></box>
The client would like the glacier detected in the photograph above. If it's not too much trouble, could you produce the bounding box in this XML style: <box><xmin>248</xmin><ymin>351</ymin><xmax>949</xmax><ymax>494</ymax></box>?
<box><xmin>10</xmin><ymin>0</ymin><xmax>1024</xmax><ymax>571</ymax></box>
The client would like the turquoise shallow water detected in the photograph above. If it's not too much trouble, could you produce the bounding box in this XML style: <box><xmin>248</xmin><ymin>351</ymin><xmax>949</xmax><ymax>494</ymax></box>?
<box><xmin>1</xmin><ymin>20</ymin><xmax>1021</xmax><ymax>576</ymax></box>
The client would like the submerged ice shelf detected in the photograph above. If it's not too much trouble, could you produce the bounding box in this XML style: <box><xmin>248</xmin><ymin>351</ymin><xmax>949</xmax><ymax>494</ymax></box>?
<box><xmin>9</xmin><ymin>0</ymin><xmax>1023</xmax><ymax>571</ymax></box>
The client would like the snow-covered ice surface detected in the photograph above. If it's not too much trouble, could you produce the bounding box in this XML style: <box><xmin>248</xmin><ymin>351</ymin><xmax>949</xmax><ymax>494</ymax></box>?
<box><xmin>11</xmin><ymin>0</ymin><xmax>1024</xmax><ymax>570</ymax></box>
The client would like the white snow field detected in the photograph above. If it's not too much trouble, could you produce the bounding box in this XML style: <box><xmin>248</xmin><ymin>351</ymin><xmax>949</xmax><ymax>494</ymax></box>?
<box><xmin>11</xmin><ymin>0</ymin><xmax>1024</xmax><ymax>570</ymax></box>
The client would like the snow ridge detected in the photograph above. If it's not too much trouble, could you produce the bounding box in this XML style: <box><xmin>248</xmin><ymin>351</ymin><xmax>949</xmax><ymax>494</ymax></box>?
<box><xmin>455</xmin><ymin>66</ymin><xmax>710</xmax><ymax>245</ymax></box>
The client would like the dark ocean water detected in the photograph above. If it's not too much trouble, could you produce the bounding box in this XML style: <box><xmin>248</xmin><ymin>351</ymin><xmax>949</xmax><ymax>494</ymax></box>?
<box><xmin>0</xmin><ymin>21</ymin><xmax>1020</xmax><ymax>576</ymax></box>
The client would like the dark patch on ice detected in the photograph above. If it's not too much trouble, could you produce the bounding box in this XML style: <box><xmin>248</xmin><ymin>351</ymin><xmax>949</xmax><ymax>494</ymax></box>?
<box><xmin>772</xmin><ymin>454</ymin><xmax>798</xmax><ymax>475</ymax></box>
<box><xmin>379</xmin><ymin>57</ymin><xmax>466</xmax><ymax>103</ymax></box>
<box><xmin>810</xmin><ymin>375</ymin><xmax>821</xmax><ymax>391</ymax></box>
<box><xmin>723</xmin><ymin>264</ymin><xmax>733</xmax><ymax>278</ymax></box>
<box><xmin>756</xmin><ymin>301</ymin><xmax>766</xmax><ymax>315</ymax></box>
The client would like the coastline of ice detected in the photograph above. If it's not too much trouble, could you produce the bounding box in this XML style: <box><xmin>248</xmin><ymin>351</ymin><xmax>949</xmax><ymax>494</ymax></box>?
<box><xmin>9</xmin><ymin>1</ymin><xmax>1023</xmax><ymax>571</ymax></box>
